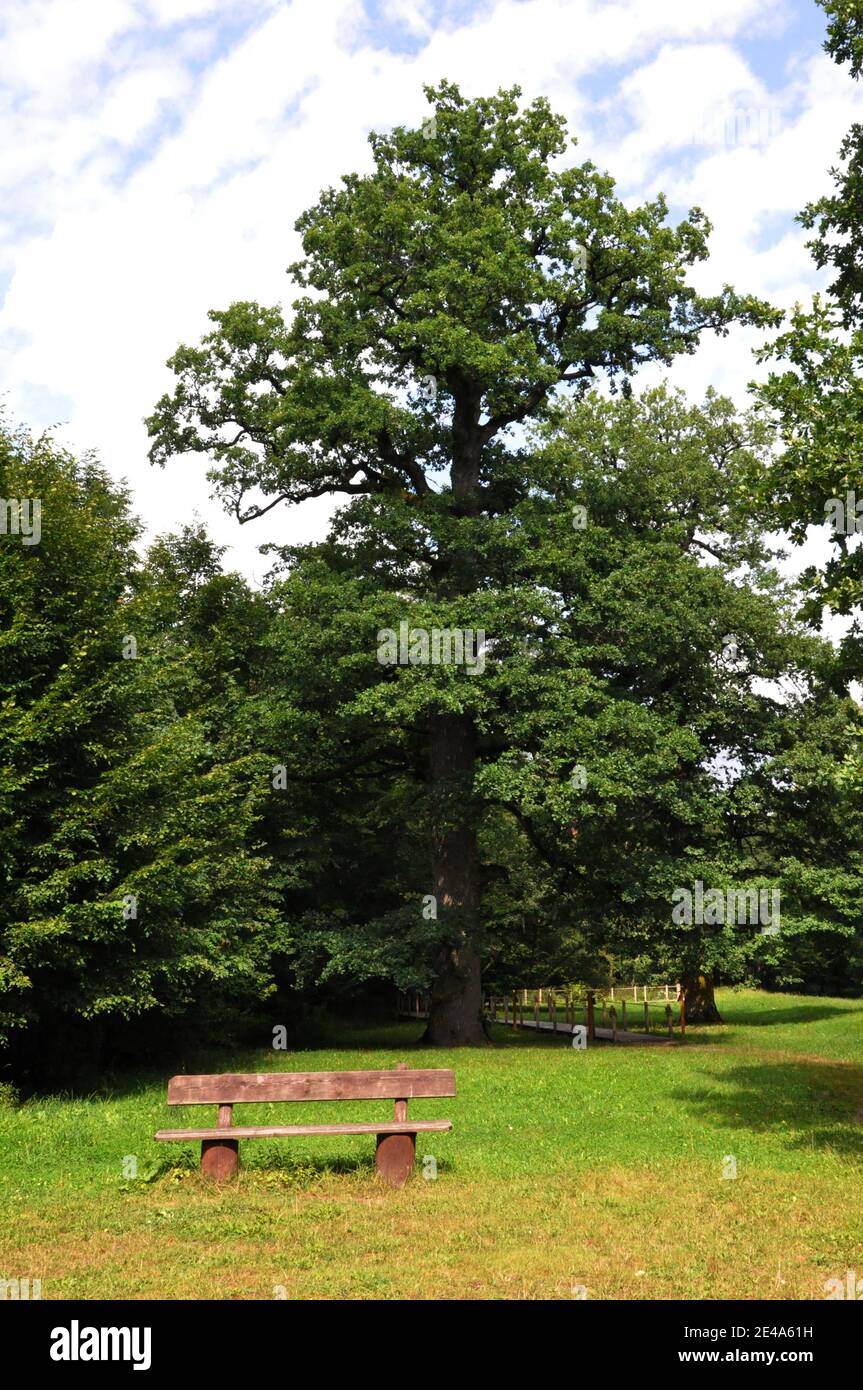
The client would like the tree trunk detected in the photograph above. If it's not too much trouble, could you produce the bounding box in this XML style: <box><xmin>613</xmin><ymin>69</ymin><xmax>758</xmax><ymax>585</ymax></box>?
<box><xmin>680</xmin><ymin>970</ymin><xmax>722</xmax><ymax>1024</ymax></box>
<box><xmin>421</xmin><ymin>386</ymin><xmax>487</xmax><ymax>1046</ymax></box>
<box><xmin>423</xmin><ymin>711</ymin><xmax>486</xmax><ymax>1045</ymax></box>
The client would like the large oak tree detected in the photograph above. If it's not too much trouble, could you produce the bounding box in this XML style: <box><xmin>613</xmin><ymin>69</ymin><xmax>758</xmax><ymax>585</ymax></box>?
<box><xmin>148</xmin><ymin>82</ymin><xmax>775</xmax><ymax>1042</ymax></box>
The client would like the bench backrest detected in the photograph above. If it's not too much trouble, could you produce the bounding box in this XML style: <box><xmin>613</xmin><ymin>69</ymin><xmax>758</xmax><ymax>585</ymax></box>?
<box><xmin>167</xmin><ymin>1068</ymin><xmax>456</xmax><ymax>1106</ymax></box>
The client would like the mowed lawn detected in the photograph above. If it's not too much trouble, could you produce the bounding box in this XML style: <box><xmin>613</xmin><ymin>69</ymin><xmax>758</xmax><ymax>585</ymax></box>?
<box><xmin>1</xmin><ymin>989</ymin><xmax>861</xmax><ymax>1300</ymax></box>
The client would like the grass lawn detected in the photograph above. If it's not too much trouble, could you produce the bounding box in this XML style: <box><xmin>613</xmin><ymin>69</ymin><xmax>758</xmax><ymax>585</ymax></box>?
<box><xmin>1</xmin><ymin>988</ymin><xmax>861</xmax><ymax>1300</ymax></box>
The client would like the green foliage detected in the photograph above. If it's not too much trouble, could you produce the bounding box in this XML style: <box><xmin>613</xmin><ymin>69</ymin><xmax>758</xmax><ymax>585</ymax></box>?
<box><xmin>753</xmin><ymin>301</ymin><xmax>863</xmax><ymax>627</ymax></box>
<box><xmin>3</xmin><ymin>77</ymin><xmax>859</xmax><ymax>1066</ymax></box>
<box><xmin>0</xmin><ymin>423</ymin><xmax>285</xmax><ymax>1062</ymax></box>
<box><xmin>752</xmin><ymin>3</ymin><xmax>863</xmax><ymax>631</ymax></box>
<box><xmin>209</xmin><ymin>384</ymin><xmax>861</xmax><ymax>999</ymax></box>
<box><xmin>801</xmin><ymin>2</ymin><xmax>863</xmax><ymax>320</ymax></box>
<box><xmin>144</xmin><ymin>83</ymin><xmax>784</xmax><ymax>1025</ymax></box>
<box><xmin>147</xmin><ymin>80</ymin><xmax>776</xmax><ymax>524</ymax></box>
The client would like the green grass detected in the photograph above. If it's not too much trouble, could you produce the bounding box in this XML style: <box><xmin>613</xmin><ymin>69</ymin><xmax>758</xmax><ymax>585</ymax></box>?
<box><xmin>1</xmin><ymin>989</ymin><xmax>861</xmax><ymax>1299</ymax></box>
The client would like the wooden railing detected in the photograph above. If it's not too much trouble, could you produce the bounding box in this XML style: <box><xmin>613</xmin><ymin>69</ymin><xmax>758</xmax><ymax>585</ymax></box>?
<box><xmin>484</xmin><ymin>986</ymin><xmax>685</xmax><ymax>1040</ymax></box>
<box><xmin>396</xmin><ymin>990</ymin><xmax>430</xmax><ymax>1019</ymax></box>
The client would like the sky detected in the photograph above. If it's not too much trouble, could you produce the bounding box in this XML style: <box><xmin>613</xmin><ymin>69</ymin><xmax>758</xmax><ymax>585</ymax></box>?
<box><xmin>0</xmin><ymin>0</ymin><xmax>860</xmax><ymax>588</ymax></box>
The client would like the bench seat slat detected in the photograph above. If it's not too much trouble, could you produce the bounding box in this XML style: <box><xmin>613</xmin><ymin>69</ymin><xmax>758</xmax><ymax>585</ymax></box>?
<box><xmin>156</xmin><ymin>1120</ymin><xmax>453</xmax><ymax>1141</ymax></box>
<box><xmin>167</xmin><ymin>1069</ymin><xmax>455</xmax><ymax>1105</ymax></box>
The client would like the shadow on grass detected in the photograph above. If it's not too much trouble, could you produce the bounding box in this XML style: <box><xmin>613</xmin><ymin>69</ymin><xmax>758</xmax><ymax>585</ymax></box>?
<box><xmin>239</xmin><ymin>1150</ymin><xmax>376</xmax><ymax>1178</ymax></box>
<box><xmin>673</xmin><ymin>1059</ymin><xmax>863</xmax><ymax>1159</ymax></box>
<box><xmin>681</xmin><ymin>1001</ymin><xmax>863</xmax><ymax>1047</ymax></box>
<box><xmin>150</xmin><ymin>1147</ymin><xmax>450</xmax><ymax>1186</ymax></box>
<box><xmin>27</xmin><ymin>1003</ymin><xmax>861</xmax><ymax>1103</ymax></box>
<box><xmin>17</xmin><ymin>1026</ymin><xmax>431</xmax><ymax>1102</ymax></box>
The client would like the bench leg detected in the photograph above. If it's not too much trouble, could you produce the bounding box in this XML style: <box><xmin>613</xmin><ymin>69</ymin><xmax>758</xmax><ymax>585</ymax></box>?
<box><xmin>201</xmin><ymin>1138</ymin><xmax>239</xmax><ymax>1181</ymax></box>
<box><xmin>375</xmin><ymin>1133</ymin><xmax>415</xmax><ymax>1187</ymax></box>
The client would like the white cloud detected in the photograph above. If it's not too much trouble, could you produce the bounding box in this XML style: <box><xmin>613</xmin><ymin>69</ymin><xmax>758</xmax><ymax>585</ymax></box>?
<box><xmin>97</xmin><ymin>62</ymin><xmax>190</xmax><ymax>144</ymax></box>
<box><xmin>0</xmin><ymin>0</ymin><xmax>857</xmax><ymax>583</ymax></box>
<box><xmin>144</xmin><ymin>0</ymin><xmax>241</xmax><ymax>19</ymax></box>
<box><xmin>379</xmin><ymin>0</ymin><xmax>434</xmax><ymax>37</ymax></box>
<box><xmin>0</xmin><ymin>0</ymin><xmax>140</xmax><ymax>97</ymax></box>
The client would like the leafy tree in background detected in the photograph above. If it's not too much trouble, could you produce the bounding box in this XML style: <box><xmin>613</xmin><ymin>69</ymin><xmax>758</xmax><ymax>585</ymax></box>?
<box><xmin>0</xmin><ymin>418</ymin><xmax>136</xmax><ymax>1055</ymax></box>
<box><xmin>148</xmin><ymin>82</ymin><xmax>776</xmax><ymax>1042</ymax></box>
<box><xmin>802</xmin><ymin>1</ymin><xmax>863</xmax><ymax>321</ymax></box>
<box><xmin>245</xmin><ymin>558</ymin><xmax>436</xmax><ymax>1004</ymax></box>
<box><xmin>743</xmin><ymin>696</ymin><xmax>863</xmax><ymax>998</ymax></box>
<box><xmin>747</xmin><ymin>5</ymin><xmax>863</xmax><ymax>967</ymax></box>
<box><xmin>486</xmin><ymin>386</ymin><xmax>854</xmax><ymax>1020</ymax></box>
<box><xmin>753</xmin><ymin>1</ymin><xmax>863</xmax><ymax>633</ymax></box>
<box><xmin>227</xmin><ymin>385</ymin><xmax>859</xmax><ymax>1025</ymax></box>
<box><xmin>0</xmin><ymin>418</ymin><xmax>284</xmax><ymax>1075</ymax></box>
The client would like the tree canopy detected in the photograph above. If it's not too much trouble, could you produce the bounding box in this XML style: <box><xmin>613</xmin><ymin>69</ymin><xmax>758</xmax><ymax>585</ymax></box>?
<box><xmin>1</xmin><ymin>66</ymin><xmax>860</xmax><ymax>1074</ymax></box>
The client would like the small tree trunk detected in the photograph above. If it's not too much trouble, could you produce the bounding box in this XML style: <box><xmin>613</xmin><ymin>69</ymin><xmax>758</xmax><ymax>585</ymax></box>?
<box><xmin>423</xmin><ymin>712</ymin><xmax>486</xmax><ymax>1046</ymax></box>
<box><xmin>679</xmin><ymin>970</ymin><xmax>722</xmax><ymax>1024</ymax></box>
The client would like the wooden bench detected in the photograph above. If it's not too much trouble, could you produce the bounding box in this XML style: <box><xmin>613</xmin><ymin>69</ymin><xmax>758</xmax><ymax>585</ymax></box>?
<box><xmin>155</xmin><ymin>1062</ymin><xmax>455</xmax><ymax>1187</ymax></box>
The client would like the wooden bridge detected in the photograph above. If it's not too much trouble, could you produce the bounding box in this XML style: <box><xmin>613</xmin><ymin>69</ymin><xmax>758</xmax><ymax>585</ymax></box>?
<box><xmin>485</xmin><ymin>985</ymin><xmax>685</xmax><ymax>1044</ymax></box>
